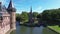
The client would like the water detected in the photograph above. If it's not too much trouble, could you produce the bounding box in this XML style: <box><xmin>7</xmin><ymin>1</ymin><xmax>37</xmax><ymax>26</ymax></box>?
<box><xmin>11</xmin><ymin>21</ymin><xmax>57</xmax><ymax>34</ymax></box>
<box><xmin>16</xmin><ymin>21</ymin><xmax>44</xmax><ymax>34</ymax></box>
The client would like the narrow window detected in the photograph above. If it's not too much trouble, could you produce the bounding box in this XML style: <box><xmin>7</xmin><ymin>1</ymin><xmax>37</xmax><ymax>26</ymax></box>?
<box><xmin>0</xmin><ymin>16</ymin><xmax>3</xmax><ymax>23</ymax></box>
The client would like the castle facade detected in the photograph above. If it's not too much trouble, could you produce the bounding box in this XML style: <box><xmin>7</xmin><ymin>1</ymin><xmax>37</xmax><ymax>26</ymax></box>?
<box><xmin>0</xmin><ymin>0</ymin><xmax>16</xmax><ymax>34</ymax></box>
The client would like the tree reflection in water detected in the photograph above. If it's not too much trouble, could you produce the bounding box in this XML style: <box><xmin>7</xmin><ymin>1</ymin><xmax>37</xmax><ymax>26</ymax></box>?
<box><xmin>16</xmin><ymin>21</ymin><xmax>44</xmax><ymax>34</ymax></box>
<box><xmin>11</xmin><ymin>22</ymin><xmax>58</xmax><ymax>34</ymax></box>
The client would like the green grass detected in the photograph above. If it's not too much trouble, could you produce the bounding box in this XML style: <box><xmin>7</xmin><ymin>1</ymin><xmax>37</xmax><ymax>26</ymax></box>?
<box><xmin>43</xmin><ymin>27</ymin><xmax>57</xmax><ymax>34</ymax></box>
<box><xmin>10</xmin><ymin>30</ymin><xmax>16</xmax><ymax>34</ymax></box>
<box><xmin>48</xmin><ymin>25</ymin><xmax>60</xmax><ymax>34</ymax></box>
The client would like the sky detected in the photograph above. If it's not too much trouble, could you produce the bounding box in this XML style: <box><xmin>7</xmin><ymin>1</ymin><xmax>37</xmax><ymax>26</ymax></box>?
<box><xmin>0</xmin><ymin>0</ymin><xmax>60</xmax><ymax>13</ymax></box>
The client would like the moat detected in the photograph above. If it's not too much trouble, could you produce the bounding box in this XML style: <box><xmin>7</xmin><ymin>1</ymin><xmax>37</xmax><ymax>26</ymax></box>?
<box><xmin>16</xmin><ymin>21</ymin><xmax>44</xmax><ymax>34</ymax></box>
<box><xmin>10</xmin><ymin>21</ymin><xmax>58</xmax><ymax>34</ymax></box>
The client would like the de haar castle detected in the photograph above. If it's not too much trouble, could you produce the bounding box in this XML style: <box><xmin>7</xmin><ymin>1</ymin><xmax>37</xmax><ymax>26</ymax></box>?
<box><xmin>0</xmin><ymin>0</ymin><xmax>16</xmax><ymax>34</ymax></box>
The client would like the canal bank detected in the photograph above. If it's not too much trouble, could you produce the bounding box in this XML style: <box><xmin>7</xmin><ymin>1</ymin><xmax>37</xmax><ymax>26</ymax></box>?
<box><xmin>10</xmin><ymin>22</ymin><xmax>60</xmax><ymax>34</ymax></box>
<box><xmin>43</xmin><ymin>27</ymin><xmax>60</xmax><ymax>34</ymax></box>
<box><xmin>10</xmin><ymin>26</ymin><xmax>60</xmax><ymax>34</ymax></box>
<box><xmin>47</xmin><ymin>27</ymin><xmax>60</xmax><ymax>34</ymax></box>
<box><xmin>48</xmin><ymin>26</ymin><xmax>60</xmax><ymax>34</ymax></box>
<box><xmin>6</xmin><ymin>29</ymin><xmax>16</xmax><ymax>34</ymax></box>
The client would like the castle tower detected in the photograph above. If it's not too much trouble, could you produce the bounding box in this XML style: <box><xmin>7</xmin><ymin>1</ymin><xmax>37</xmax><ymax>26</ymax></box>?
<box><xmin>7</xmin><ymin>0</ymin><xmax>16</xmax><ymax>29</ymax></box>
<box><xmin>29</xmin><ymin>6</ymin><xmax>33</xmax><ymax>24</ymax></box>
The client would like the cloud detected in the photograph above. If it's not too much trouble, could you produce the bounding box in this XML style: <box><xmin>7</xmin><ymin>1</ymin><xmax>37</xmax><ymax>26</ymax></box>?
<box><xmin>33</xmin><ymin>6</ymin><xmax>44</xmax><ymax>13</ymax></box>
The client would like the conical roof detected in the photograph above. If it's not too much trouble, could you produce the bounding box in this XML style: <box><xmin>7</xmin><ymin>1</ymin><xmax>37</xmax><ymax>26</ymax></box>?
<box><xmin>8</xmin><ymin>0</ymin><xmax>14</xmax><ymax>9</ymax></box>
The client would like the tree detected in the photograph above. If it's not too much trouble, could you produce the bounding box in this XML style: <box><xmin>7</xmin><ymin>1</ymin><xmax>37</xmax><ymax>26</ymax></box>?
<box><xmin>20</xmin><ymin>12</ymin><xmax>29</xmax><ymax>22</ymax></box>
<box><xmin>42</xmin><ymin>8</ymin><xmax>60</xmax><ymax>26</ymax></box>
<box><xmin>37</xmin><ymin>14</ymin><xmax>42</xmax><ymax>18</ymax></box>
<box><xmin>16</xmin><ymin>13</ymin><xmax>21</xmax><ymax>21</ymax></box>
<box><xmin>33</xmin><ymin>12</ymin><xmax>39</xmax><ymax>18</ymax></box>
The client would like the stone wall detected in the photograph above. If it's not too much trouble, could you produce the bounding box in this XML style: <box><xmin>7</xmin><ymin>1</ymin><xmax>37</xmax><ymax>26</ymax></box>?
<box><xmin>10</xmin><ymin>12</ymin><xmax>16</xmax><ymax>29</ymax></box>
<box><xmin>0</xmin><ymin>24</ymin><xmax>10</xmax><ymax>34</ymax></box>
<box><xmin>0</xmin><ymin>16</ymin><xmax>10</xmax><ymax>34</ymax></box>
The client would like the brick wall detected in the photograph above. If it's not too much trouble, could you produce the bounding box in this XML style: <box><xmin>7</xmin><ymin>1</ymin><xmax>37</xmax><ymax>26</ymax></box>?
<box><xmin>0</xmin><ymin>16</ymin><xmax>10</xmax><ymax>34</ymax></box>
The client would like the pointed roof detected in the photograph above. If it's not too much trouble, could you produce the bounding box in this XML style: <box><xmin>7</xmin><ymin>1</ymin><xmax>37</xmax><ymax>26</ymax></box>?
<box><xmin>0</xmin><ymin>2</ymin><xmax>2</xmax><ymax>11</ymax></box>
<box><xmin>30</xmin><ymin>6</ymin><xmax>32</xmax><ymax>13</ymax></box>
<box><xmin>0</xmin><ymin>2</ymin><xmax>7</xmax><ymax>11</ymax></box>
<box><xmin>8</xmin><ymin>0</ymin><xmax>14</xmax><ymax>9</ymax></box>
<box><xmin>29</xmin><ymin>6</ymin><xmax>33</xmax><ymax>17</ymax></box>
<box><xmin>0</xmin><ymin>2</ymin><xmax>10</xmax><ymax>16</ymax></box>
<box><xmin>0</xmin><ymin>2</ymin><xmax>2</xmax><ymax>4</ymax></box>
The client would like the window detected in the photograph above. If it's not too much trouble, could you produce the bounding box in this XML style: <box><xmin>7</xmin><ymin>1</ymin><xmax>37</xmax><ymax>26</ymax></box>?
<box><xmin>0</xmin><ymin>16</ymin><xmax>3</xmax><ymax>23</ymax></box>
<box><xmin>0</xmin><ymin>16</ymin><xmax>3</xmax><ymax>20</ymax></box>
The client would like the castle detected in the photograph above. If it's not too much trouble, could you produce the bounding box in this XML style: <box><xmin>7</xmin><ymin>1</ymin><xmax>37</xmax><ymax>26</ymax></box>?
<box><xmin>0</xmin><ymin>0</ymin><xmax>16</xmax><ymax>34</ymax></box>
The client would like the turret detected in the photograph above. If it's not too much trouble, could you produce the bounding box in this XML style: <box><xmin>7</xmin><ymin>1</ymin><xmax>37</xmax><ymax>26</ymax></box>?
<box><xmin>7</xmin><ymin>0</ymin><xmax>16</xmax><ymax>29</ymax></box>
<box><xmin>7</xmin><ymin>0</ymin><xmax>16</xmax><ymax>12</ymax></box>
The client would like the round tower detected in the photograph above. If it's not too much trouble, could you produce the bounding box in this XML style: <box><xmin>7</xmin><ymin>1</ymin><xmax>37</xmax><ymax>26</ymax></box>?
<box><xmin>7</xmin><ymin>0</ymin><xmax>16</xmax><ymax>29</ymax></box>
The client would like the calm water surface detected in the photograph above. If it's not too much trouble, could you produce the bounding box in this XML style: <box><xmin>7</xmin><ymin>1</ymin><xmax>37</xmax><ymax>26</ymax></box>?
<box><xmin>15</xmin><ymin>21</ymin><xmax>57</xmax><ymax>34</ymax></box>
<box><xmin>16</xmin><ymin>21</ymin><xmax>44</xmax><ymax>34</ymax></box>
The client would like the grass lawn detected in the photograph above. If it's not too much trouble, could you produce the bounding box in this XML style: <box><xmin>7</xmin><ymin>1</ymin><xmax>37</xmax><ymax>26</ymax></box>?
<box><xmin>48</xmin><ymin>25</ymin><xmax>60</xmax><ymax>34</ymax></box>
<box><xmin>10</xmin><ymin>30</ymin><xmax>16</xmax><ymax>34</ymax></box>
<box><xmin>43</xmin><ymin>27</ymin><xmax>57</xmax><ymax>34</ymax></box>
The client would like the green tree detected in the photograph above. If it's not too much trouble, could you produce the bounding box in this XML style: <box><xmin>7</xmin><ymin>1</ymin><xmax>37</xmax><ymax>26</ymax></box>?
<box><xmin>33</xmin><ymin>12</ymin><xmax>39</xmax><ymax>18</ymax></box>
<box><xmin>42</xmin><ymin>8</ymin><xmax>60</xmax><ymax>26</ymax></box>
<box><xmin>16</xmin><ymin>13</ymin><xmax>21</xmax><ymax>21</ymax></box>
<box><xmin>20</xmin><ymin>12</ymin><xmax>29</xmax><ymax>22</ymax></box>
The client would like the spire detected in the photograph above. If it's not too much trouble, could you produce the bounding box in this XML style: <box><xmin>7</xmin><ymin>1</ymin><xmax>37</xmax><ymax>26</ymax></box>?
<box><xmin>29</xmin><ymin>6</ymin><xmax>33</xmax><ymax>24</ymax></box>
<box><xmin>29</xmin><ymin>6</ymin><xmax>33</xmax><ymax>18</ymax></box>
<box><xmin>8</xmin><ymin>0</ymin><xmax>14</xmax><ymax>9</ymax></box>
<box><xmin>7</xmin><ymin>0</ymin><xmax>16</xmax><ymax>12</ymax></box>
<box><xmin>30</xmin><ymin>6</ymin><xmax>32</xmax><ymax>15</ymax></box>
<box><xmin>30</xmin><ymin>6</ymin><xmax>32</xmax><ymax>13</ymax></box>
<box><xmin>0</xmin><ymin>2</ymin><xmax>2</xmax><ymax>11</ymax></box>
<box><xmin>0</xmin><ymin>2</ymin><xmax>2</xmax><ymax>5</ymax></box>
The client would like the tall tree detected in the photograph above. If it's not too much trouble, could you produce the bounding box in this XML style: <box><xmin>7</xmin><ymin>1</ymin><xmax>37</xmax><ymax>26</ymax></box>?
<box><xmin>33</xmin><ymin>12</ymin><xmax>39</xmax><ymax>18</ymax></box>
<box><xmin>20</xmin><ymin>12</ymin><xmax>29</xmax><ymax>22</ymax></box>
